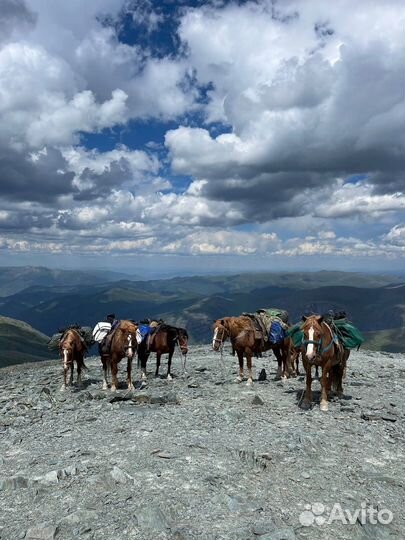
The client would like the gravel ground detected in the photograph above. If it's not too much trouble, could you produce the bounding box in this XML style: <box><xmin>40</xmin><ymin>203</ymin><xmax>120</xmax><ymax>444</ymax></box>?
<box><xmin>0</xmin><ymin>345</ymin><xmax>404</xmax><ymax>540</ymax></box>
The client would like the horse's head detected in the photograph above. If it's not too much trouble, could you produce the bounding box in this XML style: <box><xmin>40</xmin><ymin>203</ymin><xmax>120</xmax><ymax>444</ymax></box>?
<box><xmin>212</xmin><ymin>319</ymin><xmax>229</xmax><ymax>351</ymax></box>
<box><xmin>59</xmin><ymin>330</ymin><xmax>76</xmax><ymax>368</ymax></box>
<box><xmin>116</xmin><ymin>321</ymin><xmax>137</xmax><ymax>359</ymax></box>
<box><xmin>301</xmin><ymin>315</ymin><xmax>324</xmax><ymax>363</ymax></box>
<box><xmin>177</xmin><ymin>328</ymin><xmax>189</xmax><ymax>355</ymax></box>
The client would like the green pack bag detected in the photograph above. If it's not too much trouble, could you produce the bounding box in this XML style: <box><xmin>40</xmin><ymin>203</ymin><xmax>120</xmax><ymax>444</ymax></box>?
<box><xmin>287</xmin><ymin>323</ymin><xmax>304</xmax><ymax>348</ymax></box>
<box><xmin>333</xmin><ymin>319</ymin><xmax>364</xmax><ymax>350</ymax></box>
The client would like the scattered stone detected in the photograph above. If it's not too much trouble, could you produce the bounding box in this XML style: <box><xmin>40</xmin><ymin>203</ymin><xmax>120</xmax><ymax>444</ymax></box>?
<box><xmin>259</xmin><ymin>527</ymin><xmax>296</xmax><ymax>540</ymax></box>
<box><xmin>25</xmin><ymin>524</ymin><xmax>58</xmax><ymax>540</ymax></box>
<box><xmin>156</xmin><ymin>452</ymin><xmax>177</xmax><ymax>459</ymax></box>
<box><xmin>0</xmin><ymin>475</ymin><xmax>29</xmax><ymax>491</ymax></box>
<box><xmin>252</xmin><ymin>521</ymin><xmax>275</xmax><ymax>535</ymax></box>
<box><xmin>110</xmin><ymin>466</ymin><xmax>132</xmax><ymax>484</ymax></box>
<box><xmin>252</xmin><ymin>394</ymin><xmax>264</xmax><ymax>406</ymax></box>
<box><xmin>136</xmin><ymin>506</ymin><xmax>171</xmax><ymax>532</ymax></box>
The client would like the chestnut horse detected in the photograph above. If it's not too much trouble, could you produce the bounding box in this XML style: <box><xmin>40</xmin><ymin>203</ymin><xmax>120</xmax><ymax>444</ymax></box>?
<box><xmin>300</xmin><ymin>314</ymin><xmax>347</xmax><ymax>411</ymax></box>
<box><xmin>138</xmin><ymin>324</ymin><xmax>188</xmax><ymax>380</ymax></box>
<box><xmin>101</xmin><ymin>320</ymin><xmax>137</xmax><ymax>391</ymax></box>
<box><xmin>59</xmin><ymin>329</ymin><xmax>86</xmax><ymax>391</ymax></box>
<box><xmin>212</xmin><ymin>317</ymin><xmax>291</xmax><ymax>385</ymax></box>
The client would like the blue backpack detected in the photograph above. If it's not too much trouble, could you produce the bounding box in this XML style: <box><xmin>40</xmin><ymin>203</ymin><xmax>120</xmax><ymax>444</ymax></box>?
<box><xmin>269</xmin><ymin>320</ymin><xmax>286</xmax><ymax>344</ymax></box>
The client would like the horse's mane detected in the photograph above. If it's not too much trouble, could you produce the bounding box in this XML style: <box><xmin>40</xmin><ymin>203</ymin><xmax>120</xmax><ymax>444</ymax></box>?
<box><xmin>117</xmin><ymin>320</ymin><xmax>137</xmax><ymax>333</ymax></box>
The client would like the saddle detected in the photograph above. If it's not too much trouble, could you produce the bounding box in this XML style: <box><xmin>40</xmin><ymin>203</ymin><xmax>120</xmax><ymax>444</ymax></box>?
<box><xmin>242</xmin><ymin>313</ymin><xmax>266</xmax><ymax>341</ymax></box>
<box><xmin>100</xmin><ymin>321</ymin><xmax>120</xmax><ymax>356</ymax></box>
<box><xmin>145</xmin><ymin>320</ymin><xmax>163</xmax><ymax>352</ymax></box>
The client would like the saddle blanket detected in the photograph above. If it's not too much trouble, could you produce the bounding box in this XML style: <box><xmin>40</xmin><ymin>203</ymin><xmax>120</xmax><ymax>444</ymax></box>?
<box><xmin>136</xmin><ymin>324</ymin><xmax>154</xmax><ymax>344</ymax></box>
<box><xmin>92</xmin><ymin>322</ymin><xmax>112</xmax><ymax>343</ymax></box>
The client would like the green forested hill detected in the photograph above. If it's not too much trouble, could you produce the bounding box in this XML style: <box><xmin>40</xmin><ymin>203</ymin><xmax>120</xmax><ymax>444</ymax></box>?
<box><xmin>0</xmin><ymin>277</ymin><xmax>403</xmax><ymax>350</ymax></box>
<box><xmin>0</xmin><ymin>316</ymin><xmax>54</xmax><ymax>368</ymax></box>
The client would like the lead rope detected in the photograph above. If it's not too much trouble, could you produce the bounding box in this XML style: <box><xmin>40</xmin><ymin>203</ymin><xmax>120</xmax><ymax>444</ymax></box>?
<box><xmin>218</xmin><ymin>343</ymin><xmax>227</xmax><ymax>379</ymax></box>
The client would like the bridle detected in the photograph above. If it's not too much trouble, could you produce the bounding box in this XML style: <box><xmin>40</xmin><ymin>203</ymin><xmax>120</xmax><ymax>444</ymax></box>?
<box><xmin>302</xmin><ymin>322</ymin><xmax>336</xmax><ymax>357</ymax></box>
<box><xmin>175</xmin><ymin>331</ymin><xmax>188</xmax><ymax>355</ymax></box>
<box><xmin>212</xmin><ymin>325</ymin><xmax>228</xmax><ymax>351</ymax></box>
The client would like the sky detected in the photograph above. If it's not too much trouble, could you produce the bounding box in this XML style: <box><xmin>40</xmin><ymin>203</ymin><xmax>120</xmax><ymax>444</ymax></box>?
<box><xmin>0</xmin><ymin>0</ymin><xmax>404</xmax><ymax>276</ymax></box>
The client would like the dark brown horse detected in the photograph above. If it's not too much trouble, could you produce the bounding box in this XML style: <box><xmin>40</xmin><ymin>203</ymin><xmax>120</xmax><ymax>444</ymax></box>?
<box><xmin>59</xmin><ymin>329</ymin><xmax>86</xmax><ymax>391</ymax></box>
<box><xmin>300</xmin><ymin>315</ymin><xmax>347</xmax><ymax>411</ymax></box>
<box><xmin>212</xmin><ymin>316</ymin><xmax>291</xmax><ymax>385</ymax></box>
<box><xmin>138</xmin><ymin>324</ymin><xmax>188</xmax><ymax>380</ymax></box>
<box><xmin>101</xmin><ymin>320</ymin><xmax>137</xmax><ymax>391</ymax></box>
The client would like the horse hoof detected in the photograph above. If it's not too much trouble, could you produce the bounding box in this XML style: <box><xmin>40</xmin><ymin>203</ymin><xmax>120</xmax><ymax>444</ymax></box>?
<box><xmin>102</xmin><ymin>382</ymin><xmax>108</xmax><ymax>390</ymax></box>
<box><xmin>300</xmin><ymin>400</ymin><xmax>311</xmax><ymax>410</ymax></box>
<box><xmin>281</xmin><ymin>374</ymin><xmax>288</xmax><ymax>380</ymax></box>
<box><xmin>320</xmin><ymin>401</ymin><xmax>329</xmax><ymax>412</ymax></box>
<box><xmin>111</xmin><ymin>386</ymin><xmax>117</xmax><ymax>392</ymax></box>
<box><xmin>246</xmin><ymin>379</ymin><xmax>253</xmax><ymax>386</ymax></box>
<box><xmin>167</xmin><ymin>374</ymin><xmax>173</xmax><ymax>381</ymax></box>
<box><xmin>235</xmin><ymin>376</ymin><xmax>243</xmax><ymax>383</ymax></box>
<box><xmin>127</xmin><ymin>384</ymin><xmax>134</xmax><ymax>391</ymax></box>
<box><xmin>60</xmin><ymin>385</ymin><xmax>66</xmax><ymax>392</ymax></box>
<box><xmin>141</xmin><ymin>373</ymin><xmax>147</xmax><ymax>381</ymax></box>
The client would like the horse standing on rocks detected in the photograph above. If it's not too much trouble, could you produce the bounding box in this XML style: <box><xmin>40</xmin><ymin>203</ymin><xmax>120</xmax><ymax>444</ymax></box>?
<box><xmin>300</xmin><ymin>314</ymin><xmax>347</xmax><ymax>411</ymax></box>
<box><xmin>59</xmin><ymin>329</ymin><xmax>86</xmax><ymax>391</ymax></box>
<box><xmin>212</xmin><ymin>317</ymin><xmax>291</xmax><ymax>385</ymax></box>
<box><xmin>138</xmin><ymin>324</ymin><xmax>189</xmax><ymax>380</ymax></box>
<box><xmin>101</xmin><ymin>320</ymin><xmax>137</xmax><ymax>391</ymax></box>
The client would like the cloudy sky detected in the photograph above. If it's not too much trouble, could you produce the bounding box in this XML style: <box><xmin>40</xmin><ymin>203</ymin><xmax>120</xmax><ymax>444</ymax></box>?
<box><xmin>0</xmin><ymin>0</ymin><xmax>404</xmax><ymax>276</ymax></box>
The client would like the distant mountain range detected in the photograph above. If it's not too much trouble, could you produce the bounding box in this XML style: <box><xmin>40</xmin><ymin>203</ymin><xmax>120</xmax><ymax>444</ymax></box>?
<box><xmin>0</xmin><ymin>266</ymin><xmax>142</xmax><ymax>297</ymax></box>
<box><xmin>0</xmin><ymin>316</ymin><xmax>54</xmax><ymax>368</ymax></box>
<box><xmin>0</xmin><ymin>268</ymin><xmax>403</xmax><ymax>359</ymax></box>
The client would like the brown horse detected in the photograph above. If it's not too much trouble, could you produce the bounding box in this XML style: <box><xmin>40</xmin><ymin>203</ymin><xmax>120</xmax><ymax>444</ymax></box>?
<box><xmin>138</xmin><ymin>324</ymin><xmax>188</xmax><ymax>380</ymax></box>
<box><xmin>212</xmin><ymin>316</ymin><xmax>291</xmax><ymax>385</ymax></box>
<box><xmin>300</xmin><ymin>314</ymin><xmax>346</xmax><ymax>411</ymax></box>
<box><xmin>101</xmin><ymin>320</ymin><xmax>137</xmax><ymax>391</ymax></box>
<box><xmin>59</xmin><ymin>329</ymin><xmax>86</xmax><ymax>391</ymax></box>
<box><xmin>289</xmin><ymin>346</ymin><xmax>320</xmax><ymax>379</ymax></box>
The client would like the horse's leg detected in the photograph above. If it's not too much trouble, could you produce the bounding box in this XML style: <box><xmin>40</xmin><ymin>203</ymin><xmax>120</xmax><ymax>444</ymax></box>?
<box><xmin>69</xmin><ymin>360</ymin><xmax>74</xmax><ymax>386</ymax></box>
<box><xmin>111</xmin><ymin>354</ymin><xmax>118</xmax><ymax>392</ymax></box>
<box><xmin>246</xmin><ymin>353</ymin><xmax>253</xmax><ymax>386</ymax></box>
<box><xmin>295</xmin><ymin>351</ymin><xmax>300</xmax><ymax>376</ymax></box>
<box><xmin>77</xmin><ymin>355</ymin><xmax>83</xmax><ymax>387</ymax></box>
<box><xmin>167</xmin><ymin>349</ymin><xmax>173</xmax><ymax>380</ymax></box>
<box><xmin>236</xmin><ymin>350</ymin><xmax>244</xmax><ymax>382</ymax></box>
<box><xmin>155</xmin><ymin>352</ymin><xmax>161</xmax><ymax>378</ymax></box>
<box><xmin>127</xmin><ymin>356</ymin><xmax>133</xmax><ymax>390</ymax></box>
<box><xmin>301</xmin><ymin>357</ymin><xmax>313</xmax><ymax>409</ymax></box>
<box><xmin>281</xmin><ymin>345</ymin><xmax>290</xmax><ymax>379</ymax></box>
<box><xmin>140</xmin><ymin>351</ymin><xmax>148</xmax><ymax>381</ymax></box>
<box><xmin>60</xmin><ymin>350</ymin><xmax>68</xmax><ymax>392</ymax></box>
<box><xmin>320</xmin><ymin>360</ymin><xmax>333</xmax><ymax>411</ymax></box>
<box><xmin>315</xmin><ymin>365</ymin><xmax>320</xmax><ymax>379</ymax></box>
<box><xmin>102</xmin><ymin>356</ymin><xmax>109</xmax><ymax>390</ymax></box>
<box><xmin>274</xmin><ymin>347</ymin><xmax>283</xmax><ymax>379</ymax></box>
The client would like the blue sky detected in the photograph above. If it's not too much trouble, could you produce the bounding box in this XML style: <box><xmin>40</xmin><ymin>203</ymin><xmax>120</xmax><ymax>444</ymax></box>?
<box><xmin>0</xmin><ymin>0</ymin><xmax>404</xmax><ymax>276</ymax></box>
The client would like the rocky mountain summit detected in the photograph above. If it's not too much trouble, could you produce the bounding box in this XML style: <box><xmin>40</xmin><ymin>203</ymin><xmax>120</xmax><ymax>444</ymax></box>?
<box><xmin>1</xmin><ymin>346</ymin><xmax>404</xmax><ymax>540</ymax></box>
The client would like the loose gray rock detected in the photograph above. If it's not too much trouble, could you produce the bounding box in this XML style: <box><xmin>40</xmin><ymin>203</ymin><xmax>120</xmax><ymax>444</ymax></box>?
<box><xmin>25</xmin><ymin>524</ymin><xmax>58</xmax><ymax>540</ymax></box>
<box><xmin>0</xmin><ymin>348</ymin><xmax>404</xmax><ymax>540</ymax></box>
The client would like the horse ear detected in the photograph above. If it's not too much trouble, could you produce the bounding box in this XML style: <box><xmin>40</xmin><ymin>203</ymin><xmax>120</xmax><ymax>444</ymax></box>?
<box><xmin>317</xmin><ymin>316</ymin><xmax>324</xmax><ymax>324</ymax></box>
<box><xmin>221</xmin><ymin>319</ymin><xmax>225</xmax><ymax>326</ymax></box>
<box><xmin>301</xmin><ymin>315</ymin><xmax>307</xmax><ymax>322</ymax></box>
